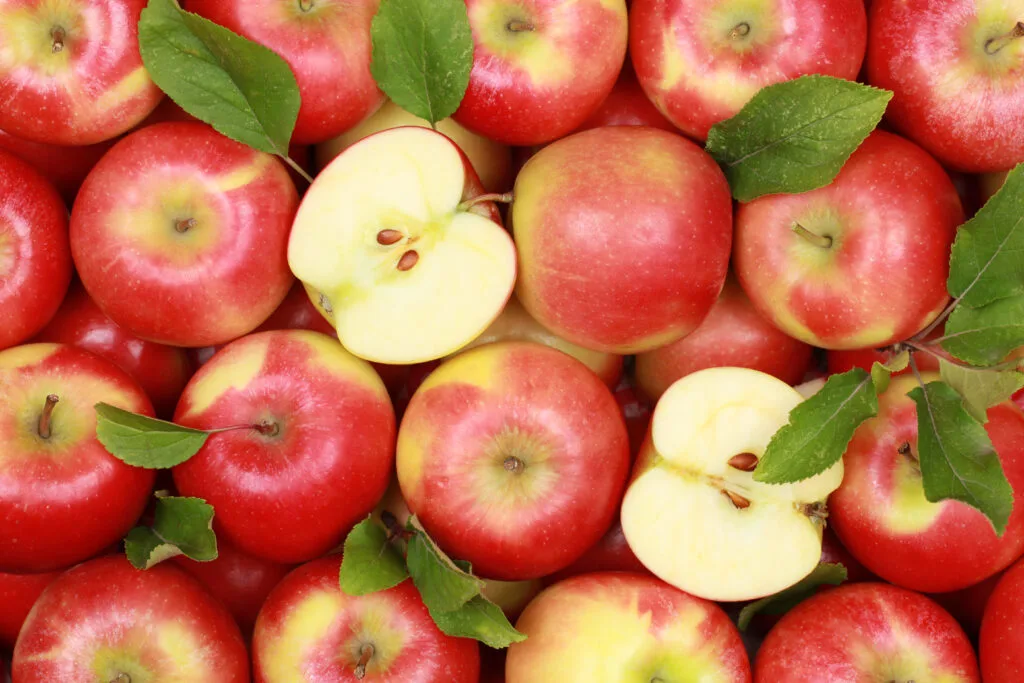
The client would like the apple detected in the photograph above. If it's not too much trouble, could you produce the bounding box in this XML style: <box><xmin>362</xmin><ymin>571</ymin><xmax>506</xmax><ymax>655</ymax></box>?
<box><xmin>866</xmin><ymin>0</ymin><xmax>1024</xmax><ymax>172</ymax></box>
<box><xmin>630</xmin><ymin>0</ymin><xmax>867</xmax><ymax>141</ymax></box>
<box><xmin>0</xmin><ymin>149</ymin><xmax>72</xmax><ymax>352</ymax></box>
<box><xmin>315</xmin><ymin>100</ymin><xmax>514</xmax><ymax>194</ymax></box>
<box><xmin>513</xmin><ymin>125</ymin><xmax>733</xmax><ymax>354</ymax></box>
<box><xmin>734</xmin><ymin>130</ymin><xmax>963</xmax><ymax>350</ymax></box>
<box><xmin>545</xmin><ymin>517</ymin><xmax>650</xmax><ymax>583</ymax></box>
<box><xmin>613</xmin><ymin>374</ymin><xmax>654</xmax><ymax>459</ymax></box>
<box><xmin>0</xmin><ymin>569</ymin><xmax>59</xmax><ymax>650</ymax></box>
<box><xmin>931</xmin><ymin>571</ymin><xmax>1003</xmax><ymax>641</ymax></box>
<box><xmin>829</xmin><ymin>373</ymin><xmax>1024</xmax><ymax>593</ymax></box>
<box><xmin>0</xmin><ymin>128</ymin><xmax>114</xmax><ymax>205</ymax></box>
<box><xmin>980</xmin><ymin>169</ymin><xmax>1009</xmax><ymax>205</ymax></box>
<box><xmin>70</xmin><ymin>121</ymin><xmax>298</xmax><ymax>348</ymax></box>
<box><xmin>635</xmin><ymin>276</ymin><xmax>814</xmax><ymax>402</ymax></box>
<box><xmin>481</xmin><ymin>578</ymin><xmax>544</xmax><ymax>623</ymax></box>
<box><xmin>820</xmin><ymin>527</ymin><xmax>875</xmax><ymax>584</ymax></box>
<box><xmin>828</xmin><ymin>345</ymin><xmax>941</xmax><ymax>377</ymax></box>
<box><xmin>621</xmin><ymin>367</ymin><xmax>844</xmax><ymax>602</ymax></box>
<box><xmin>13</xmin><ymin>555</ymin><xmax>249</xmax><ymax>682</ymax></box>
<box><xmin>0</xmin><ymin>0</ymin><xmax>163</xmax><ymax>145</ymax></box>
<box><xmin>755</xmin><ymin>582</ymin><xmax>980</xmax><ymax>681</ymax></box>
<box><xmin>980</xmin><ymin>556</ymin><xmax>1024</xmax><ymax>681</ymax></box>
<box><xmin>506</xmin><ymin>572</ymin><xmax>752</xmax><ymax>682</ymax></box>
<box><xmin>289</xmin><ymin>126</ymin><xmax>517</xmax><ymax>365</ymax></box>
<box><xmin>451</xmin><ymin>0</ymin><xmax>628</xmax><ymax>147</ymax></box>
<box><xmin>576</xmin><ymin>60</ymin><xmax>678</xmax><ymax>132</ymax></box>
<box><xmin>0</xmin><ymin>343</ymin><xmax>155</xmax><ymax>573</ymax></box>
<box><xmin>252</xmin><ymin>555</ymin><xmax>480</xmax><ymax>682</ymax></box>
<box><xmin>397</xmin><ymin>341</ymin><xmax>630</xmax><ymax>580</ymax></box>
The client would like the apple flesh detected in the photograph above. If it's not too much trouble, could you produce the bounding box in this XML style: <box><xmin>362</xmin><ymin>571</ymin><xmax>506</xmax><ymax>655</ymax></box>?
<box><xmin>980</xmin><ymin>556</ymin><xmax>1024</xmax><ymax>682</ymax></box>
<box><xmin>621</xmin><ymin>367</ymin><xmax>844</xmax><ymax>602</ymax></box>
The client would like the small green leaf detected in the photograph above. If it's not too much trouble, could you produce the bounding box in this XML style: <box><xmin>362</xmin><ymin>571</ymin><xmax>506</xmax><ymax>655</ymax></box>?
<box><xmin>939</xmin><ymin>360</ymin><xmax>1024</xmax><ymax>424</ymax></box>
<box><xmin>736</xmin><ymin>563</ymin><xmax>847</xmax><ymax>631</ymax></box>
<box><xmin>95</xmin><ymin>403</ymin><xmax>209</xmax><ymax>468</ymax></box>
<box><xmin>428</xmin><ymin>595</ymin><xmax>527</xmax><ymax>648</ymax></box>
<box><xmin>125</xmin><ymin>496</ymin><xmax>217</xmax><ymax>569</ymax></box>
<box><xmin>405</xmin><ymin>516</ymin><xmax>483</xmax><ymax>613</ymax></box>
<box><xmin>942</xmin><ymin>294</ymin><xmax>1024</xmax><ymax>366</ymax></box>
<box><xmin>947</xmin><ymin>164</ymin><xmax>1024</xmax><ymax>309</ymax></box>
<box><xmin>754</xmin><ymin>369</ymin><xmax>879</xmax><ymax>484</ymax></box>
<box><xmin>370</xmin><ymin>0</ymin><xmax>473</xmax><ymax>126</ymax></box>
<box><xmin>138</xmin><ymin>0</ymin><xmax>301</xmax><ymax>156</ymax></box>
<box><xmin>340</xmin><ymin>517</ymin><xmax>410</xmax><ymax>596</ymax></box>
<box><xmin>871</xmin><ymin>350</ymin><xmax>910</xmax><ymax>394</ymax></box>
<box><xmin>908</xmin><ymin>381</ymin><xmax>1014</xmax><ymax>535</ymax></box>
<box><xmin>705</xmin><ymin>75</ymin><xmax>892</xmax><ymax>202</ymax></box>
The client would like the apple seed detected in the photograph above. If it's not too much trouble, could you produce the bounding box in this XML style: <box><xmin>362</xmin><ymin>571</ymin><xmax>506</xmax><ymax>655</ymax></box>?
<box><xmin>721</xmin><ymin>489</ymin><xmax>752</xmax><ymax>509</ymax></box>
<box><xmin>376</xmin><ymin>229</ymin><xmax>404</xmax><ymax>245</ymax></box>
<box><xmin>396</xmin><ymin>250</ymin><xmax>419</xmax><ymax>271</ymax></box>
<box><xmin>727</xmin><ymin>452</ymin><xmax>759</xmax><ymax>472</ymax></box>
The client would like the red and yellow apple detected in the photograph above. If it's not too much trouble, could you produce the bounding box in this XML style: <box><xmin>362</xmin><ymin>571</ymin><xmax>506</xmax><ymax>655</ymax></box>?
<box><xmin>980</xmin><ymin>555</ymin><xmax>1024</xmax><ymax>682</ymax></box>
<box><xmin>0</xmin><ymin>127</ymin><xmax>114</xmax><ymax>205</ymax></box>
<box><xmin>0</xmin><ymin>569</ymin><xmax>59</xmax><ymax>649</ymax></box>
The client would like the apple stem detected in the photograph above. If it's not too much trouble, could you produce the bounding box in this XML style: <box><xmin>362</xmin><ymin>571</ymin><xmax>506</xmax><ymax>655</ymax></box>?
<box><xmin>905</xmin><ymin>340</ymin><xmax>1021</xmax><ymax>373</ymax></box>
<box><xmin>51</xmin><ymin>26</ymin><xmax>66</xmax><ymax>53</ymax></box>
<box><xmin>503</xmin><ymin>455</ymin><xmax>525</xmax><ymax>474</ymax></box>
<box><xmin>396</xmin><ymin>250</ymin><xmax>420</xmax><ymax>272</ymax></box>
<box><xmin>721</xmin><ymin>489</ymin><xmax>751</xmax><ymax>509</ymax></box>
<box><xmin>376</xmin><ymin>229</ymin><xmax>404</xmax><ymax>245</ymax></box>
<box><xmin>282</xmin><ymin>155</ymin><xmax>315</xmax><ymax>184</ymax></box>
<box><xmin>298</xmin><ymin>0</ymin><xmax>315</xmax><ymax>12</ymax></box>
<box><xmin>458</xmin><ymin>192</ymin><xmax>515</xmax><ymax>212</ymax></box>
<box><xmin>252</xmin><ymin>420</ymin><xmax>281</xmax><ymax>437</ymax></box>
<box><xmin>791</xmin><ymin>223</ymin><xmax>833</xmax><ymax>249</ymax></box>
<box><xmin>174</xmin><ymin>218</ymin><xmax>196</xmax><ymax>234</ymax></box>
<box><xmin>353</xmin><ymin>643</ymin><xmax>375</xmax><ymax>679</ymax></box>
<box><xmin>37</xmin><ymin>394</ymin><xmax>59</xmax><ymax>440</ymax></box>
<box><xmin>506</xmin><ymin>20</ymin><xmax>536</xmax><ymax>33</ymax></box>
<box><xmin>985</xmin><ymin>22</ymin><xmax>1024</xmax><ymax>55</ymax></box>
<box><xmin>727</xmin><ymin>452</ymin><xmax>758</xmax><ymax>472</ymax></box>
<box><xmin>729</xmin><ymin>22</ymin><xmax>751</xmax><ymax>39</ymax></box>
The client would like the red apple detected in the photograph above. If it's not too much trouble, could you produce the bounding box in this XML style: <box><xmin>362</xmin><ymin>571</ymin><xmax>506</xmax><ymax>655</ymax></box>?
<box><xmin>828</xmin><ymin>345</ymin><xmax>941</xmax><ymax>377</ymax></box>
<box><xmin>830</xmin><ymin>373</ymin><xmax>1024</xmax><ymax>593</ymax></box>
<box><xmin>735</xmin><ymin>130</ymin><xmax>963</xmax><ymax>350</ymax></box>
<box><xmin>545</xmin><ymin>517</ymin><xmax>650</xmax><ymax>584</ymax></box>
<box><xmin>980</xmin><ymin>556</ymin><xmax>1024</xmax><ymax>681</ymax></box>
<box><xmin>636</xmin><ymin>276</ymin><xmax>814</xmax><ymax>401</ymax></box>
<box><xmin>397</xmin><ymin>341</ymin><xmax>630</xmax><ymax>580</ymax></box>
<box><xmin>13</xmin><ymin>555</ymin><xmax>249</xmax><ymax>682</ymax></box>
<box><xmin>575</xmin><ymin>60</ymin><xmax>678</xmax><ymax>132</ymax></box>
<box><xmin>252</xmin><ymin>556</ymin><xmax>480</xmax><ymax>682</ymax></box>
<box><xmin>172</xmin><ymin>330</ymin><xmax>395</xmax><ymax>564</ymax></box>
<box><xmin>0</xmin><ymin>149</ymin><xmax>72</xmax><ymax>352</ymax></box>
<box><xmin>0</xmin><ymin>0</ymin><xmax>163</xmax><ymax>145</ymax></box>
<box><xmin>0</xmin><ymin>343</ymin><xmax>155</xmax><ymax>573</ymax></box>
<box><xmin>931</xmin><ymin>571</ymin><xmax>1003</xmax><ymax>641</ymax></box>
<box><xmin>513</xmin><ymin>125</ymin><xmax>733</xmax><ymax>354</ymax></box>
<box><xmin>819</xmin><ymin>527</ymin><xmax>875</xmax><ymax>584</ymax></box>
<box><xmin>506</xmin><ymin>572</ymin><xmax>752</xmax><ymax>682</ymax></box>
<box><xmin>613</xmin><ymin>373</ymin><xmax>653</xmax><ymax>459</ymax></box>
<box><xmin>867</xmin><ymin>0</ymin><xmax>1024</xmax><ymax>172</ymax></box>
<box><xmin>755</xmin><ymin>582</ymin><xmax>980</xmax><ymax>681</ymax></box>
<box><xmin>452</xmin><ymin>0</ymin><xmax>628</xmax><ymax>146</ymax></box>
<box><xmin>630</xmin><ymin>0</ymin><xmax>867</xmax><ymax>141</ymax></box>
<box><xmin>0</xmin><ymin>569</ymin><xmax>59</xmax><ymax>650</ymax></box>
<box><xmin>0</xmin><ymin>128</ymin><xmax>114</xmax><ymax>205</ymax></box>
<box><xmin>70</xmin><ymin>122</ymin><xmax>298</xmax><ymax>348</ymax></box>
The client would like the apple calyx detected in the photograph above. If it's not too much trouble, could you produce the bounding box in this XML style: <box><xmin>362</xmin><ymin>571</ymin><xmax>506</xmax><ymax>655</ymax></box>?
<box><xmin>505</xmin><ymin>20</ymin><xmax>536</xmax><ymax>33</ymax></box>
<box><xmin>173</xmin><ymin>217</ymin><xmax>197</xmax><ymax>234</ymax></box>
<box><xmin>37</xmin><ymin>393</ymin><xmax>60</xmax><ymax>440</ymax></box>
<box><xmin>984</xmin><ymin>21</ymin><xmax>1024</xmax><ymax>56</ymax></box>
<box><xmin>353</xmin><ymin>643</ymin><xmax>375</xmax><ymax>680</ymax></box>
<box><xmin>502</xmin><ymin>455</ymin><xmax>526</xmax><ymax>474</ymax></box>
<box><xmin>792</xmin><ymin>222</ymin><xmax>833</xmax><ymax>249</ymax></box>
<box><xmin>50</xmin><ymin>26</ymin><xmax>67</xmax><ymax>54</ymax></box>
<box><xmin>728</xmin><ymin>22</ymin><xmax>752</xmax><ymax>40</ymax></box>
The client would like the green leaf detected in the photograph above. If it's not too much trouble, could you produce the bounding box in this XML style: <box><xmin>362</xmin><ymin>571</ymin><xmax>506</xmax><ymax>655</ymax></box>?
<box><xmin>908</xmin><ymin>381</ymin><xmax>1014</xmax><ymax>535</ymax></box>
<box><xmin>736</xmin><ymin>563</ymin><xmax>847</xmax><ymax>631</ymax></box>
<box><xmin>942</xmin><ymin>294</ymin><xmax>1024</xmax><ymax>367</ymax></box>
<box><xmin>95</xmin><ymin>403</ymin><xmax>209</xmax><ymax>468</ymax></box>
<box><xmin>753</xmin><ymin>369</ymin><xmax>879</xmax><ymax>484</ymax></box>
<box><xmin>339</xmin><ymin>517</ymin><xmax>410</xmax><ymax>596</ymax></box>
<box><xmin>125</xmin><ymin>496</ymin><xmax>217</xmax><ymax>569</ymax></box>
<box><xmin>939</xmin><ymin>360</ymin><xmax>1024</xmax><ymax>424</ymax></box>
<box><xmin>705</xmin><ymin>75</ymin><xmax>892</xmax><ymax>202</ymax></box>
<box><xmin>370</xmin><ymin>0</ymin><xmax>473</xmax><ymax>126</ymax></box>
<box><xmin>871</xmin><ymin>350</ymin><xmax>910</xmax><ymax>394</ymax></box>
<box><xmin>138</xmin><ymin>0</ymin><xmax>301</xmax><ymax>156</ymax></box>
<box><xmin>405</xmin><ymin>516</ymin><xmax>483</xmax><ymax>613</ymax></box>
<box><xmin>428</xmin><ymin>595</ymin><xmax>527</xmax><ymax>648</ymax></box>
<box><xmin>947</xmin><ymin>164</ymin><xmax>1024</xmax><ymax>309</ymax></box>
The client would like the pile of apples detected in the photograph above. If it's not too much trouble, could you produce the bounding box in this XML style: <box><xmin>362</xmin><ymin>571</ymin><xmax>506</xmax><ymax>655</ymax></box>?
<box><xmin>1</xmin><ymin>0</ymin><xmax>1024</xmax><ymax>681</ymax></box>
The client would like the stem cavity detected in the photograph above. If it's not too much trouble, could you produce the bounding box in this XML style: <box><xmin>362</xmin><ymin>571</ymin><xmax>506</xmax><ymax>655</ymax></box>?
<box><xmin>729</xmin><ymin>22</ymin><xmax>752</xmax><ymax>40</ymax></box>
<box><xmin>985</xmin><ymin>21</ymin><xmax>1024</xmax><ymax>56</ymax></box>
<box><xmin>51</xmin><ymin>26</ymin><xmax>66</xmax><ymax>53</ymax></box>
<box><xmin>792</xmin><ymin>223</ymin><xmax>833</xmax><ymax>249</ymax></box>
<box><xmin>503</xmin><ymin>455</ymin><xmax>525</xmax><ymax>474</ymax></box>
<box><xmin>505</xmin><ymin>19</ymin><xmax>535</xmax><ymax>33</ymax></box>
<box><xmin>38</xmin><ymin>394</ymin><xmax>59</xmax><ymax>439</ymax></box>
<box><xmin>253</xmin><ymin>420</ymin><xmax>280</xmax><ymax>437</ymax></box>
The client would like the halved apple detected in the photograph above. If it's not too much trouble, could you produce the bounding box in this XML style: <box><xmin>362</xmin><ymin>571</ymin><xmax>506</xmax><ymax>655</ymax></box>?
<box><xmin>288</xmin><ymin>127</ymin><xmax>517</xmax><ymax>364</ymax></box>
<box><xmin>621</xmin><ymin>367</ymin><xmax>844</xmax><ymax>602</ymax></box>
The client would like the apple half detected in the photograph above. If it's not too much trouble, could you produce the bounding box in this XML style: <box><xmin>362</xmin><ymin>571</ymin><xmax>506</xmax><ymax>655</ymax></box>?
<box><xmin>621</xmin><ymin>367</ymin><xmax>844</xmax><ymax>602</ymax></box>
<box><xmin>288</xmin><ymin>126</ymin><xmax>517</xmax><ymax>364</ymax></box>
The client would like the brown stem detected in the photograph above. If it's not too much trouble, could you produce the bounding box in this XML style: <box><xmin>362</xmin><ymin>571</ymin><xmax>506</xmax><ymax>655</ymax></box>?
<box><xmin>38</xmin><ymin>394</ymin><xmax>59</xmax><ymax>439</ymax></box>
<box><xmin>505</xmin><ymin>20</ymin><xmax>535</xmax><ymax>32</ymax></box>
<box><xmin>792</xmin><ymin>223</ymin><xmax>833</xmax><ymax>249</ymax></box>
<box><xmin>727</xmin><ymin>452</ymin><xmax>758</xmax><ymax>472</ymax></box>
<box><xmin>503</xmin><ymin>456</ymin><xmax>525</xmax><ymax>474</ymax></box>
<box><xmin>729</xmin><ymin>22</ymin><xmax>751</xmax><ymax>39</ymax></box>
<box><xmin>298</xmin><ymin>0</ymin><xmax>315</xmax><ymax>11</ymax></box>
<box><xmin>174</xmin><ymin>218</ymin><xmax>196</xmax><ymax>234</ymax></box>
<box><xmin>396</xmin><ymin>250</ymin><xmax>419</xmax><ymax>272</ymax></box>
<box><xmin>353</xmin><ymin>643</ymin><xmax>375</xmax><ymax>680</ymax></box>
<box><xmin>252</xmin><ymin>420</ymin><xmax>280</xmax><ymax>437</ymax></box>
<box><xmin>985</xmin><ymin>22</ymin><xmax>1024</xmax><ymax>55</ymax></box>
<box><xmin>458</xmin><ymin>192</ymin><xmax>515</xmax><ymax>212</ymax></box>
<box><xmin>376</xmin><ymin>229</ymin><xmax>404</xmax><ymax>245</ymax></box>
<box><xmin>51</xmin><ymin>26</ymin><xmax>66</xmax><ymax>53</ymax></box>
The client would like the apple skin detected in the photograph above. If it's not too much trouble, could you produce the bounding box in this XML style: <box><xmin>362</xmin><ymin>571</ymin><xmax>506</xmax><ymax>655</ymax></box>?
<box><xmin>0</xmin><ymin>128</ymin><xmax>114</xmax><ymax>205</ymax></box>
<box><xmin>0</xmin><ymin>343</ymin><xmax>156</xmax><ymax>573</ymax></box>
<box><xmin>819</xmin><ymin>527</ymin><xmax>876</xmax><ymax>584</ymax></box>
<box><xmin>755</xmin><ymin>582</ymin><xmax>980</xmax><ymax>682</ymax></box>
<box><xmin>930</xmin><ymin>571</ymin><xmax>1003</xmax><ymax>641</ymax></box>
<box><xmin>0</xmin><ymin>569</ymin><xmax>59</xmax><ymax>650</ymax></box>
<box><xmin>980</xmin><ymin>556</ymin><xmax>1024</xmax><ymax>681</ymax></box>
<box><xmin>13</xmin><ymin>555</ymin><xmax>249</xmax><ymax>682</ymax></box>
<box><xmin>506</xmin><ymin>572</ymin><xmax>752</xmax><ymax>682</ymax></box>
<box><xmin>71</xmin><ymin>122</ymin><xmax>298</xmax><ymax>348</ymax></box>
<box><xmin>397</xmin><ymin>341</ymin><xmax>630</xmax><ymax>580</ymax></box>
<box><xmin>866</xmin><ymin>0</ymin><xmax>1024</xmax><ymax>172</ymax></box>
<box><xmin>172</xmin><ymin>330</ymin><xmax>395</xmax><ymax>565</ymax></box>
<box><xmin>252</xmin><ymin>556</ymin><xmax>480</xmax><ymax>683</ymax></box>
<box><xmin>636</xmin><ymin>276</ymin><xmax>814</xmax><ymax>401</ymax></box>
<box><xmin>613</xmin><ymin>374</ymin><xmax>653</xmax><ymax>460</ymax></box>
<box><xmin>829</xmin><ymin>373</ymin><xmax>1024</xmax><ymax>594</ymax></box>
<box><xmin>452</xmin><ymin>0</ymin><xmax>628</xmax><ymax>146</ymax></box>
<box><xmin>0</xmin><ymin>0</ymin><xmax>163</xmax><ymax>145</ymax></box>
<box><xmin>513</xmin><ymin>126</ymin><xmax>733</xmax><ymax>354</ymax></box>
<box><xmin>184</xmin><ymin>0</ymin><xmax>383</xmax><ymax>145</ymax></box>
<box><xmin>735</xmin><ymin>130</ymin><xmax>963</xmax><ymax>350</ymax></box>
<box><xmin>545</xmin><ymin>517</ymin><xmax>650</xmax><ymax>584</ymax></box>
<box><xmin>0</xmin><ymin>149</ymin><xmax>73</xmax><ymax>352</ymax></box>
<box><xmin>576</xmin><ymin>60</ymin><xmax>678</xmax><ymax>132</ymax></box>
<box><xmin>630</xmin><ymin>0</ymin><xmax>867</xmax><ymax>141</ymax></box>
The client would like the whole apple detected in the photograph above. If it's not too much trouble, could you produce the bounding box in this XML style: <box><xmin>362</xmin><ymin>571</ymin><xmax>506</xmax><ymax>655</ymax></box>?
<box><xmin>545</xmin><ymin>517</ymin><xmax>650</xmax><ymax>583</ymax></box>
<box><xmin>980</xmin><ymin>556</ymin><xmax>1024</xmax><ymax>681</ymax></box>
<box><xmin>0</xmin><ymin>128</ymin><xmax>114</xmax><ymax>205</ymax></box>
<box><xmin>931</xmin><ymin>571</ymin><xmax>1004</xmax><ymax>641</ymax></box>
<box><xmin>0</xmin><ymin>569</ymin><xmax>59</xmax><ymax>650</ymax></box>
<box><xmin>576</xmin><ymin>60</ymin><xmax>678</xmax><ymax>132</ymax></box>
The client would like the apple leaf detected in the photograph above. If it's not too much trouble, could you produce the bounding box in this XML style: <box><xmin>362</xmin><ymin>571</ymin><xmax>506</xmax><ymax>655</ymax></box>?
<box><xmin>339</xmin><ymin>517</ymin><xmax>410</xmax><ymax>596</ymax></box>
<box><xmin>946</xmin><ymin>164</ymin><xmax>1024</xmax><ymax>309</ymax></box>
<box><xmin>942</xmin><ymin>294</ymin><xmax>1024</xmax><ymax>366</ymax></box>
<box><xmin>95</xmin><ymin>403</ymin><xmax>210</xmax><ymax>468</ymax></box>
<box><xmin>427</xmin><ymin>595</ymin><xmax>528</xmax><ymax>649</ymax></box>
<box><xmin>871</xmin><ymin>350</ymin><xmax>910</xmax><ymax>394</ymax></box>
<box><xmin>405</xmin><ymin>516</ymin><xmax>484</xmax><ymax>613</ymax></box>
<box><xmin>908</xmin><ymin>381</ymin><xmax>1014</xmax><ymax>535</ymax></box>
<box><xmin>939</xmin><ymin>360</ymin><xmax>1024</xmax><ymax>424</ymax></box>
<box><xmin>124</xmin><ymin>496</ymin><xmax>217</xmax><ymax>570</ymax></box>
<box><xmin>370</xmin><ymin>0</ymin><xmax>473</xmax><ymax>126</ymax></box>
<box><xmin>754</xmin><ymin>368</ymin><xmax>878</xmax><ymax>484</ymax></box>
<box><xmin>705</xmin><ymin>75</ymin><xmax>892</xmax><ymax>203</ymax></box>
<box><xmin>138</xmin><ymin>0</ymin><xmax>301</xmax><ymax>158</ymax></box>
<box><xmin>736</xmin><ymin>563</ymin><xmax>847</xmax><ymax>631</ymax></box>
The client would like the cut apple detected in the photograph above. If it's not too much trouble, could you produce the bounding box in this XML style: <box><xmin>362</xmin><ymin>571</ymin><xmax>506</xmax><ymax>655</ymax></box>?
<box><xmin>287</xmin><ymin>127</ymin><xmax>517</xmax><ymax>364</ymax></box>
<box><xmin>621</xmin><ymin>367</ymin><xmax>844</xmax><ymax>602</ymax></box>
